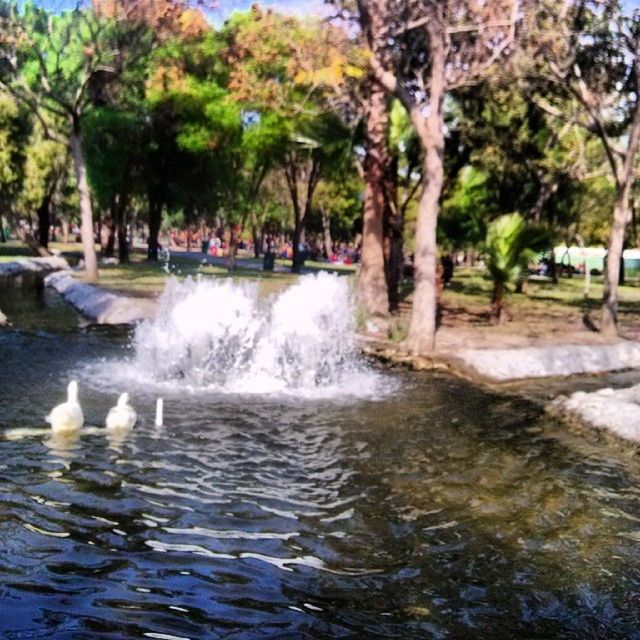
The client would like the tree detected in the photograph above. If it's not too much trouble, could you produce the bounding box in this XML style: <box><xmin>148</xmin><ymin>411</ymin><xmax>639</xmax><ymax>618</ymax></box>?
<box><xmin>19</xmin><ymin>122</ymin><xmax>67</xmax><ymax>250</ymax></box>
<box><xmin>533</xmin><ymin>0</ymin><xmax>640</xmax><ymax>335</ymax></box>
<box><xmin>485</xmin><ymin>213</ymin><xmax>550</xmax><ymax>322</ymax></box>
<box><xmin>222</xmin><ymin>7</ymin><xmax>357</xmax><ymax>273</ymax></box>
<box><xmin>353</xmin><ymin>0</ymin><xmax>522</xmax><ymax>353</ymax></box>
<box><xmin>0</xmin><ymin>91</ymin><xmax>27</xmax><ymax>242</ymax></box>
<box><xmin>312</xmin><ymin>171</ymin><xmax>363</xmax><ymax>259</ymax></box>
<box><xmin>354</xmin><ymin>0</ymin><xmax>392</xmax><ymax>324</ymax></box>
<box><xmin>83</xmin><ymin>107</ymin><xmax>143</xmax><ymax>262</ymax></box>
<box><xmin>0</xmin><ymin>3</ymin><xmax>127</xmax><ymax>279</ymax></box>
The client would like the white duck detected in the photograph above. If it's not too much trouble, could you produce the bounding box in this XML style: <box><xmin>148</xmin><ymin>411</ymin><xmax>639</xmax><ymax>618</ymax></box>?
<box><xmin>46</xmin><ymin>380</ymin><xmax>84</xmax><ymax>433</ymax></box>
<box><xmin>105</xmin><ymin>392</ymin><xmax>137</xmax><ymax>431</ymax></box>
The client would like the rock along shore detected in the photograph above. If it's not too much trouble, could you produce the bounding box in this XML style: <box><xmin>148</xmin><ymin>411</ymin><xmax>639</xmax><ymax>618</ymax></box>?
<box><xmin>550</xmin><ymin>385</ymin><xmax>640</xmax><ymax>444</ymax></box>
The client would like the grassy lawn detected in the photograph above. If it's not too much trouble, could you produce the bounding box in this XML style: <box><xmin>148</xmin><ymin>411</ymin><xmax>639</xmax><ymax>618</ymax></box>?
<box><xmin>0</xmin><ymin>239</ymin><xmax>99</xmax><ymax>260</ymax></box>
<box><xmin>275</xmin><ymin>257</ymin><xmax>357</xmax><ymax>274</ymax></box>
<box><xmin>443</xmin><ymin>268</ymin><xmax>640</xmax><ymax>315</ymax></box>
<box><xmin>78</xmin><ymin>252</ymin><xmax>305</xmax><ymax>297</ymax></box>
<box><xmin>0</xmin><ymin>241</ymin><xmax>31</xmax><ymax>260</ymax></box>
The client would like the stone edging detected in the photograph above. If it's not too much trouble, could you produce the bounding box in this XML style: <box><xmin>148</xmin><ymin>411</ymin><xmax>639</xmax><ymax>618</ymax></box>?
<box><xmin>0</xmin><ymin>255</ymin><xmax>70</xmax><ymax>276</ymax></box>
<box><xmin>453</xmin><ymin>342</ymin><xmax>640</xmax><ymax>381</ymax></box>
<box><xmin>363</xmin><ymin>339</ymin><xmax>640</xmax><ymax>382</ymax></box>
<box><xmin>45</xmin><ymin>271</ymin><xmax>157</xmax><ymax>325</ymax></box>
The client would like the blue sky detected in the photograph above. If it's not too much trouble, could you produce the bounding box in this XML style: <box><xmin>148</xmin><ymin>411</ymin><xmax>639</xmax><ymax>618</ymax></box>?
<box><xmin>33</xmin><ymin>0</ymin><xmax>329</xmax><ymax>24</ymax></box>
<box><xmin>210</xmin><ymin>0</ymin><xmax>328</xmax><ymax>23</ymax></box>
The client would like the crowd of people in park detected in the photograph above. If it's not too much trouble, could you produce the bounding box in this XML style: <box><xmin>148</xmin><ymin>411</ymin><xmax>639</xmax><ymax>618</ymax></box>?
<box><xmin>165</xmin><ymin>227</ymin><xmax>362</xmax><ymax>265</ymax></box>
<box><xmin>8</xmin><ymin>216</ymin><xmax>464</xmax><ymax>279</ymax></box>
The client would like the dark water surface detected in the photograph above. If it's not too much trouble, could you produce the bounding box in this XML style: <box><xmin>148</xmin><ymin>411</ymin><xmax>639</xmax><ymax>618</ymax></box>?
<box><xmin>2</xmin><ymin>275</ymin><xmax>640</xmax><ymax>639</ymax></box>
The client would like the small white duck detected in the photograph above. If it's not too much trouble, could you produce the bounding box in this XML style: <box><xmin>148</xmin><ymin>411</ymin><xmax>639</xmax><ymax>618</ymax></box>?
<box><xmin>105</xmin><ymin>392</ymin><xmax>137</xmax><ymax>431</ymax></box>
<box><xmin>46</xmin><ymin>380</ymin><xmax>84</xmax><ymax>433</ymax></box>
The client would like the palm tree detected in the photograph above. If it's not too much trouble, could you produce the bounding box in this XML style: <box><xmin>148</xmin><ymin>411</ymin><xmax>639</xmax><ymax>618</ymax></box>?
<box><xmin>485</xmin><ymin>213</ymin><xmax>550</xmax><ymax>323</ymax></box>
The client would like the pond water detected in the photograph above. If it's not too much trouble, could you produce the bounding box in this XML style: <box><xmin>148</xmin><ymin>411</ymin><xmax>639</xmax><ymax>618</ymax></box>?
<box><xmin>2</xmin><ymin>273</ymin><xmax>640</xmax><ymax>639</ymax></box>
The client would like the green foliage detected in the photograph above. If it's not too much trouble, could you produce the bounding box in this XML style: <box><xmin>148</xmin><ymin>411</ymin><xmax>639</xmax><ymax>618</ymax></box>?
<box><xmin>0</xmin><ymin>91</ymin><xmax>27</xmax><ymax>211</ymax></box>
<box><xmin>485</xmin><ymin>213</ymin><xmax>551</xmax><ymax>292</ymax></box>
<box><xmin>18</xmin><ymin>124</ymin><xmax>66</xmax><ymax>214</ymax></box>
<box><xmin>83</xmin><ymin>107</ymin><xmax>142</xmax><ymax>210</ymax></box>
<box><xmin>440</xmin><ymin>166</ymin><xmax>493</xmax><ymax>249</ymax></box>
<box><xmin>311</xmin><ymin>171</ymin><xmax>363</xmax><ymax>241</ymax></box>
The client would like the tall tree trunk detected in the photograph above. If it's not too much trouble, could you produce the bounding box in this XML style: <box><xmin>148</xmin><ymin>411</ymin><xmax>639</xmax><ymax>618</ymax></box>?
<box><xmin>384</xmin><ymin>153</ymin><xmax>402</xmax><ymax>312</ymax></box>
<box><xmin>228</xmin><ymin>224</ymin><xmax>239</xmax><ymax>272</ymax></box>
<box><xmin>62</xmin><ymin>218</ymin><xmax>69</xmax><ymax>245</ymax></box>
<box><xmin>36</xmin><ymin>192</ymin><xmax>51</xmax><ymax>250</ymax></box>
<box><xmin>285</xmin><ymin>157</ymin><xmax>303</xmax><ymax>274</ymax></box>
<box><xmin>321</xmin><ymin>206</ymin><xmax>333</xmax><ymax>259</ymax></box>
<box><xmin>601</xmin><ymin>101</ymin><xmax>640</xmax><ymax>335</ymax></box>
<box><xmin>106</xmin><ymin>223</ymin><xmax>116</xmax><ymax>257</ymax></box>
<box><xmin>70</xmin><ymin>126</ymin><xmax>98</xmax><ymax>281</ymax></box>
<box><xmin>102</xmin><ymin>204</ymin><xmax>116</xmax><ymax>258</ymax></box>
<box><xmin>357</xmin><ymin>79</ymin><xmax>390</xmax><ymax>322</ymax></box>
<box><xmin>405</xmin><ymin>36</ymin><xmax>446</xmax><ymax>355</ymax></box>
<box><xmin>250</xmin><ymin>211</ymin><xmax>261</xmax><ymax>258</ymax></box>
<box><xmin>602</xmin><ymin>187</ymin><xmax>632</xmax><ymax>335</ymax></box>
<box><xmin>0</xmin><ymin>214</ymin><xmax>5</xmax><ymax>242</ymax></box>
<box><xmin>147</xmin><ymin>197</ymin><xmax>162</xmax><ymax>261</ymax></box>
<box><xmin>117</xmin><ymin>222</ymin><xmax>128</xmax><ymax>263</ymax></box>
<box><xmin>292</xmin><ymin>210</ymin><xmax>304</xmax><ymax>273</ymax></box>
<box><xmin>286</xmin><ymin>155</ymin><xmax>319</xmax><ymax>274</ymax></box>
<box><xmin>549</xmin><ymin>248</ymin><xmax>558</xmax><ymax>285</ymax></box>
<box><xmin>117</xmin><ymin>211</ymin><xmax>129</xmax><ymax>264</ymax></box>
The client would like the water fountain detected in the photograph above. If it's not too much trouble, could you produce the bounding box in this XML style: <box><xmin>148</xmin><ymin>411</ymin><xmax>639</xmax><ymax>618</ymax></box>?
<box><xmin>99</xmin><ymin>272</ymin><xmax>387</xmax><ymax>398</ymax></box>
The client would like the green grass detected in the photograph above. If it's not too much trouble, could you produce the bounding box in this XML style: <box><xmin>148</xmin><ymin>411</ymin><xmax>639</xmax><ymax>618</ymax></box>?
<box><xmin>439</xmin><ymin>267</ymin><xmax>640</xmax><ymax>328</ymax></box>
<box><xmin>76</xmin><ymin>253</ymin><xmax>304</xmax><ymax>297</ymax></box>
<box><xmin>0</xmin><ymin>255</ymin><xmax>28</xmax><ymax>263</ymax></box>
<box><xmin>275</xmin><ymin>257</ymin><xmax>357</xmax><ymax>274</ymax></box>
<box><xmin>0</xmin><ymin>241</ymin><xmax>31</xmax><ymax>259</ymax></box>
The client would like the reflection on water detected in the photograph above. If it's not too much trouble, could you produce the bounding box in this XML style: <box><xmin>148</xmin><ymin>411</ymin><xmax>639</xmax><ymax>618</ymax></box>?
<box><xmin>2</xmin><ymin>278</ymin><xmax>640</xmax><ymax>637</ymax></box>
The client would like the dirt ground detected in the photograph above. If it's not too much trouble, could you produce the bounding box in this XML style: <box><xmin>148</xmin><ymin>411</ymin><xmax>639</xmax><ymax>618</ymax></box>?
<box><xmin>388</xmin><ymin>269</ymin><xmax>640</xmax><ymax>354</ymax></box>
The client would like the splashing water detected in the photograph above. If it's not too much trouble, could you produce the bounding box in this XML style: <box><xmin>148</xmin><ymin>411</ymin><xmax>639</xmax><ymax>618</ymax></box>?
<box><xmin>90</xmin><ymin>273</ymin><xmax>389</xmax><ymax>398</ymax></box>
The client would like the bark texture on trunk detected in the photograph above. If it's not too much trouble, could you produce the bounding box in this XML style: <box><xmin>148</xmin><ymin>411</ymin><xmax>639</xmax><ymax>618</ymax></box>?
<box><xmin>70</xmin><ymin>127</ymin><xmax>98</xmax><ymax>281</ymax></box>
<box><xmin>384</xmin><ymin>153</ymin><xmax>402</xmax><ymax>312</ymax></box>
<box><xmin>101</xmin><ymin>212</ymin><xmax>116</xmax><ymax>258</ymax></box>
<box><xmin>491</xmin><ymin>283</ymin><xmax>509</xmax><ymax>324</ymax></box>
<box><xmin>321</xmin><ymin>207</ymin><xmax>333</xmax><ymax>260</ymax></box>
<box><xmin>602</xmin><ymin>192</ymin><xmax>631</xmax><ymax>335</ymax></box>
<box><xmin>357</xmin><ymin>79</ymin><xmax>390</xmax><ymax>322</ymax></box>
<box><xmin>117</xmin><ymin>220</ymin><xmax>129</xmax><ymax>263</ymax></box>
<box><xmin>285</xmin><ymin>154</ymin><xmax>319</xmax><ymax>274</ymax></box>
<box><xmin>357</xmin><ymin>0</ymin><xmax>391</xmax><ymax>323</ymax></box>
<box><xmin>228</xmin><ymin>225</ymin><xmax>239</xmax><ymax>272</ymax></box>
<box><xmin>37</xmin><ymin>192</ymin><xmax>51</xmax><ymax>250</ymax></box>
<box><xmin>147</xmin><ymin>197</ymin><xmax>162</xmax><ymax>261</ymax></box>
<box><xmin>0</xmin><ymin>215</ymin><xmax>5</xmax><ymax>242</ymax></box>
<box><xmin>250</xmin><ymin>211</ymin><xmax>262</xmax><ymax>258</ymax></box>
<box><xmin>601</xmin><ymin>99</ymin><xmax>640</xmax><ymax>336</ymax></box>
<box><xmin>405</xmin><ymin>31</ymin><xmax>446</xmax><ymax>355</ymax></box>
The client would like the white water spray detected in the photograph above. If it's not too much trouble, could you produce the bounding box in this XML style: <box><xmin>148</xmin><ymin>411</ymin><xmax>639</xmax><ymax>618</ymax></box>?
<box><xmin>103</xmin><ymin>272</ymin><xmax>387</xmax><ymax>398</ymax></box>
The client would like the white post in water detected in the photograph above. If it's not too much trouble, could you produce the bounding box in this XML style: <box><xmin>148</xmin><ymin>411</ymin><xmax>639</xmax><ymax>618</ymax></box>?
<box><xmin>155</xmin><ymin>398</ymin><xmax>164</xmax><ymax>427</ymax></box>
